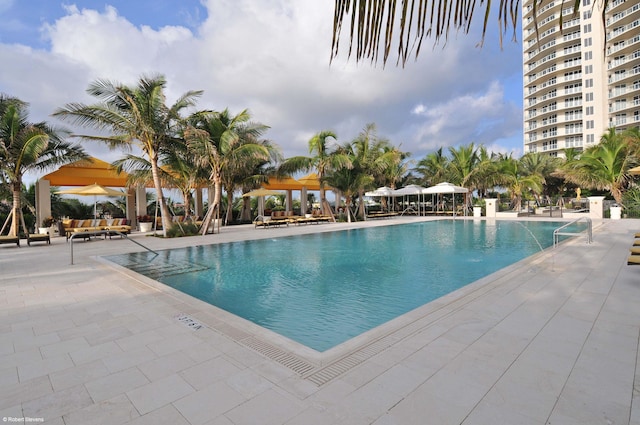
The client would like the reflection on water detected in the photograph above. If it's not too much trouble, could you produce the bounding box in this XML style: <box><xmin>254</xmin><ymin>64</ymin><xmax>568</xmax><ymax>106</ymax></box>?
<box><xmin>107</xmin><ymin>220</ymin><xmax>571</xmax><ymax>352</ymax></box>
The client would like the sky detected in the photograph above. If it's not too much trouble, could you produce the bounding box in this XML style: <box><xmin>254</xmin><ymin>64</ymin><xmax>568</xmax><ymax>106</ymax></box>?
<box><xmin>0</xmin><ymin>0</ymin><xmax>524</xmax><ymax>185</ymax></box>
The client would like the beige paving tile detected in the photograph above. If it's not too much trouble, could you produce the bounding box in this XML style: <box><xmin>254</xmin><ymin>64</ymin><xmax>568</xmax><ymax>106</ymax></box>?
<box><xmin>0</xmin><ymin>404</ymin><xmax>24</xmax><ymax>423</ymax></box>
<box><xmin>182</xmin><ymin>341</ymin><xmax>223</xmax><ymax>364</ymax></box>
<box><xmin>224</xmin><ymin>389</ymin><xmax>306</xmax><ymax>425</ymax></box>
<box><xmin>146</xmin><ymin>332</ymin><xmax>203</xmax><ymax>357</ymax></box>
<box><xmin>126</xmin><ymin>373</ymin><xmax>195</xmax><ymax>415</ymax></box>
<box><xmin>22</xmin><ymin>384</ymin><xmax>93</xmax><ymax>420</ymax></box>
<box><xmin>40</xmin><ymin>337</ymin><xmax>90</xmax><ymax>359</ymax></box>
<box><xmin>63</xmin><ymin>394</ymin><xmax>139</xmax><ymax>425</ymax></box>
<box><xmin>138</xmin><ymin>351</ymin><xmax>196</xmax><ymax>381</ymax></box>
<box><xmin>115</xmin><ymin>330</ymin><xmax>165</xmax><ymax>352</ymax></box>
<box><xmin>0</xmin><ymin>365</ymin><xmax>18</xmax><ymax>386</ymax></box>
<box><xmin>202</xmin><ymin>415</ymin><xmax>235</xmax><ymax>425</ymax></box>
<box><xmin>85</xmin><ymin>325</ymin><xmax>133</xmax><ymax>346</ymax></box>
<box><xmin>49</xmin><ymin>360</ymin><xmax>111</xmax><ymax>391</ymax></box>
<box><xmin>32</xmin><ymin>318</ymin><xmax>77</xmax><ymax>336</ymax></box>
<box><xmin>173</xmin><ymin>381</ymin><xmax>246</xmax><ymax>425</ymax></box>
<box><xmin>69</xmin><ymin>340</ymin><xmax>123</xmax><ymax>365</ymax></box>
<box><xmin>17</xmin><ymin>354</ymin><xmax>74</xmax><ymax>382</ymax></box>
<box><xmin>12</xmin><ymin>331</ymin><xmax>61</xmax><ymax>353</ymax></box>
<box><xmin>0</xmin><ymin>375</ymin><xmax>53</xmax><ymax>410</ymax></box>
<box><xmin>285</xmin><ymin>405</ymin><xmax>343</xmax><ymax>425</ymax></box>
<box><xmin>0</xmin><ymin>348</ymin><xmax>43</xmax><ymax>370</ymax></box>
<box><xmin>123</xmin><ymin>404</ymin><xmax>190</xmax><ymax>425</ymax></box>
<box><xmin>85</xmin><ymin>367</ymin><xmax>149</xmax><ymax>403</ymax></box>
<box><xmin>101</xmin><ymin>346</ymin><xmax>157</xmax><ymax>373</ymax></box>
<box><xmin>180</xmin><ymin>356</ymin><xmax>243</xmax><ymax>390</ymax></box>
<box><xmin>224</xmin><ymin>368</ymin><xmax>275</xmax><ymax>399</ymax></box>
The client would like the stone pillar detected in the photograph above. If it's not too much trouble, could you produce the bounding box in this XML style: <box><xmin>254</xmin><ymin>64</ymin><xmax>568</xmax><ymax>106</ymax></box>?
<box><xmin>135</xmin><ymin>185</ymin><xmax>147</xmax><ymax>227</ymax></box>
<box><xmin>286</xmin><ymin>190</ymin><xmax>293</xmax><ymax>214</ymax></box>
<box><xmin>485</xmin><ymin>198</ymin><xmax>497</xmax><ymax>218</ymax></box>
<box><xmin>588</xmin><ymin>196</ymin><xmax>605</xmax><ymax>219</ymax></box>
<box><xmin>301</xmin><ymin>187</ymin><xmax>308</xmax><ymax>215</ymax></box>
<box><xmin>126</xmin><ymin>187</ymin><xmax>136</xmax><ymax>225</ymax></box>
<box><xmin>35</xmin><ymin>179</ymin><xmax>52</xmax><ymax>228</ymax></box>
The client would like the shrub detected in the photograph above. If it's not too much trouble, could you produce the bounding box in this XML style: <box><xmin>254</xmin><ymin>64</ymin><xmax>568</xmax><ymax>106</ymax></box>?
<box><xmin>165</xmin><ymin>223</ymin><xmax>199</xmax><ymax>238</ymax></box>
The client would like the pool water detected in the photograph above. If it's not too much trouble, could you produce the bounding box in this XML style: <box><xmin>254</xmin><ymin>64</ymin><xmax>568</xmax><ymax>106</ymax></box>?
<box><xmin>107</xmin><ymin>220</ymin><xmax>582</xmax><ymax>352</ymax></box>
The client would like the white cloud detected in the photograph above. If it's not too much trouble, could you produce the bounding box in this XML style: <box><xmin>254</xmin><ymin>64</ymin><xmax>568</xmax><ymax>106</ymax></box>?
<box><xmin>406</xmin><ymin>81</ymin><xmax>521</xmax><ymax>152</ymax></box>
<box><xmin>0</xmin><ymin>0</ymin><xmax>524</xmax><ymax>181</ymax></box>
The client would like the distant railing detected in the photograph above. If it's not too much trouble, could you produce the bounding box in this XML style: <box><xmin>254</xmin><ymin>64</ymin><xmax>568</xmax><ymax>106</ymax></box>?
<box><xmin>553</xmin><ymin>217</ymin><xmax>592</xmax><ymax>248</ymax></box>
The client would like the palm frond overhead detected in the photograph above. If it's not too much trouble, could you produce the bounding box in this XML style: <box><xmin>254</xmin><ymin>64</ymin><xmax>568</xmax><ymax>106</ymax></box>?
<box><xmin>331</xmin><ymin>0</ymin><xmax>603</xmax><ymax>66</ymax></box>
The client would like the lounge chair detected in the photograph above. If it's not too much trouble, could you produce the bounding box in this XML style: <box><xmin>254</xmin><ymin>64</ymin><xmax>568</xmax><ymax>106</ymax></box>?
<box><xmin>630</xmin><ymin>247</ymin><xmax>640</xmax><ymax>255</ymax></box>
<box><xmin>0</xmin><ymin>235</ymin><xmax>20</xmax><ymax>247</ymax></box>
<box><xmin>27</xmin><ymin>233</ymin><xmax>50</xmax><ymax>246</ymax></box>
<box><xmin>628</xmin><ymin>255</ymin><xmax>640</xmax><ymax>265</ymax></box>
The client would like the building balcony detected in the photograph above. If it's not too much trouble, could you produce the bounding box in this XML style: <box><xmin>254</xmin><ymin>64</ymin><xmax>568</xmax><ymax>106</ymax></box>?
<box><xmin>606</xmin><ymin>2</ymin><xmax>640</xmax><ymax>27</ymax></box>
<box><xmin>607</xmin><ymin>18</ymin><xmax>640</xmax><ymax>43</ymax></box>
<box><xmin>607</xmin><ymin>34</ymin><xmax>640</xmax><ymax>56</ymax></box>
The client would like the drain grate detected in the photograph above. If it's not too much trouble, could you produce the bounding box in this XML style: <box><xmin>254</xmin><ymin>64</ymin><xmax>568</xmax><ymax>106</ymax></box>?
<box><xmin>242</xmin><ymin>337</ymin><xmax>316</xmax><ymax>375</ymax></box>
<box><xmin>304</xmin><ymin>334</ymin><xmax>399</xmax><ymax>386</ymax></box>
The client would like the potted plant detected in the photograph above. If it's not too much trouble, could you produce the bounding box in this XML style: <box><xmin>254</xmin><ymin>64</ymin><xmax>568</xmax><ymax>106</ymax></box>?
<box><xmin>39</xmin><ymin>216</ymin><xmax>56</xmax><ymax>237</ymax></box>
<box><xmin>137</xmin><ymin>215</ymin><xmax>154</xmax><ymax>232</ymax></box>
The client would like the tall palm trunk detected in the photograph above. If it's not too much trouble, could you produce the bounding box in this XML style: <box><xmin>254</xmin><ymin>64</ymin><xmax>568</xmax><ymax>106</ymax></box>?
<box><xmin>9</xmin><ymin>181</ymin><xmax>22</xmax><ymax>236</ymax></box>
<box><xmin>200</xmin><ymin>173</ymin><xmax>222</xmax><ymax>234</ymax></box>
<box><xmin>150</xmin><ymin>153</ymin><xmax>172</xmax><ymax>236</ymax></box>
<box><xmin>357</xmin><ymin>188</ymin><xmax>366</xmax><ymax>219</ymax></box>
<box><xmin>225</xmin><ymin>191</ymin><xmax>234</xmax><ymax>224</ymax></box>
<box><xmin>240</xmin><ymin>197</ymin><xmax>252</xmax><ymax>222</ymax></box>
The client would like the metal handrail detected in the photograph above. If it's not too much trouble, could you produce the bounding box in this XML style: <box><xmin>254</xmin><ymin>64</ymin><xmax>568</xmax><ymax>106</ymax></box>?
<box><xmin>70</xmin><ymin>230</ymin><xmax>158</xmax><ymax>265</ymax></box>
<box><xmin>553</xmin><ymin>216</ymin><xmax>592</xmax><ymax>248</ymax></box>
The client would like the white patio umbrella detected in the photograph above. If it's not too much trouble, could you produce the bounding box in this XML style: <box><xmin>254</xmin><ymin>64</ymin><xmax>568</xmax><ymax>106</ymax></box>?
<box><xmin>392</xmin><ymin>185</ymin><xmax>426</xmax><ymax>215</ymax></box>
<box><xmin>365</xmin><ymin>186</ymin><xmax>394</xmax><ymax>197</ymax></box>
<box><xmin>365</xmin><ymin>186</ymin><xmax>394</xmax><ymax>213</ymax></box>
<box><xmin>56</xmin><ymin>183</ymin><xmax>125</xmax><ymax>219</ymax></box>
<box><xmin>423</xmin><ymin>182</ymin><xmax>469</xmax><ymax>216</ymax></box>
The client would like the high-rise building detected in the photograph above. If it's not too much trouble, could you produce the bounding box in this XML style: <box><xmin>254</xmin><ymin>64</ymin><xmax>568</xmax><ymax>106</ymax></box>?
<box><xmin>522</xmin><ymin>0</ymin><xmax>640</xmax><ymax>157</ymax></box>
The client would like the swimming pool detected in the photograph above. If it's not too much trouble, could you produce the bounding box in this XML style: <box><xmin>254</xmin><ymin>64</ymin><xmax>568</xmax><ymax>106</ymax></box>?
<box><xmin>106</xmin><ymin>220</ymin><xmax>579</xmax><ymax>352</ymax></box>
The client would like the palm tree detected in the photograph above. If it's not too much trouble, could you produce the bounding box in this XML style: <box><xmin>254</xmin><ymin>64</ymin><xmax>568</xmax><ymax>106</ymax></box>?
<box><xmin>448</xmin><ymin>143</ymin><xmax>480</xmax><ymax>189</ymax></box>
<box><xmin>185</xmin><ymin>108</ymin><xmax>273</xmax><ymax>233</ymax></box>
<box><xmin>112</xmin><ymin>138</ymin><xmax>209</xmax><ymax>222</ymax></box>
<box><xmin>221</xmin><ymin>138</ymin><xmax>280</xmax><ymax>225</ymax></box>
<box><xmin>622</xmin><ymin>127</ymin><xmax>640</xmax><ymax>159</ymax></box>
<box><xmin>473</xmin><ymin>146</ymin><xmax>501</xmax><ymax>198</ymax></box>
<box><xmin>322</xmin><ymin>151</ymin><xmax>365</xmax><ymax>222</ymax></box>
<box><xmin>560</xmin><ymin>128</ymin><xmax>637</xmax><ymax>206</ymax></box>
<box><xmin>496</xmin><ymin>154</ymin><xmax>543</xmax><ymax>211</ymax></box>
<box><xmin>519</xmin><ymin>152</ymin><xmax>562</xmax><ymax>203</ymax></box>
<box><xmin>280</xmin><ymin>131</ymin><xmax>352</xmax><ymax>218</ymax></box>
<box><xmin>53</xmin><ymin>74</ymin><xmax>202</xmax><ymax>236</ymax></box>
<box><xmin>330</xmin><ymin>0</ymin><xmax>604</xmax><ymax>66</ymax></box>
<box><xmin>0</xmin><ymin>95</ymin><xmax>87</xmax><ymax>236</ymax></box>
<box><xmin>414</xmin><ymin>147</ymin><xmax>449</xmax><ymax>187</ymax></box>
<box><xmin>349</xmin><ymin>124</ymin><xmax>402</xmax><ymax>218</ymax></box>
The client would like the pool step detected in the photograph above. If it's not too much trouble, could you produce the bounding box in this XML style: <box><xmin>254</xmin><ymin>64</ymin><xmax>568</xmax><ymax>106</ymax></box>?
<box><xmin>122</xmin><ymin>260</ymin><xmax>209</xmax><ymax>279</ymax></box>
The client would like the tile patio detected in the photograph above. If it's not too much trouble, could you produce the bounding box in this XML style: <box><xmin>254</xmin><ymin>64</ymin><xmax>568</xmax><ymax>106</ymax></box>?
<box><xmin>1</xmin><ymin>217</ymin><xmax>639</xmax><ymax>424</ymax></box>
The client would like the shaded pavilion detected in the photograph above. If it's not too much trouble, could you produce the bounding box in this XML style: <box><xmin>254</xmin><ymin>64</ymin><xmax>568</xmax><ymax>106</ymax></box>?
<box><xmin>259</xmin><ymin>173</ymin><xmax>325</xmax><ymax>215</ymax></box>
<box><xmin>36</xmin><ymin>157</ymin><xmax>141</xmax><ymax>227</ymax></box>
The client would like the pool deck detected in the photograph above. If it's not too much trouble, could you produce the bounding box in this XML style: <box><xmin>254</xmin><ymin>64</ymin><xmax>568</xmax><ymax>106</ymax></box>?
<box><xmin>1</xmin><ymin>216</ymin><xmax>640</xmax><ymax>424</ymax></box>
